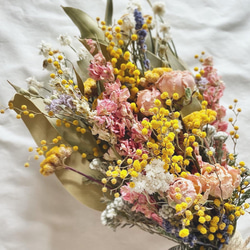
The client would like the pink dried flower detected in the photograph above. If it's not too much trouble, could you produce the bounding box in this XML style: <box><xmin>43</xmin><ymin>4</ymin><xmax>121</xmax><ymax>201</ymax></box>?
<box><xmin>88</xmin><ymin>52</ymin><xmax>114</xmax><ymax>82</ymax></box>
<box><xmin>85</xmin><ymin>39</ymin><xmax>97</xmax><ymax>54</ymax></box>
<box><xmin>200</xmin><ymin>163</ymin><xmax>241</xmax><ymax>200</ymax></box>
<box><xmin>167</xmin><ymin>177</ymin><xmax>199</xmax><ymax>208</ymax></box>
<box><xmin>136</xmin><ymin>87</ymin><xmax>162</xmax><ymax>116</ymax></box>
<box><xmin>155</xmin><ymin>70</ymin><xmax>196</xmax><ymax>99</ymax></box>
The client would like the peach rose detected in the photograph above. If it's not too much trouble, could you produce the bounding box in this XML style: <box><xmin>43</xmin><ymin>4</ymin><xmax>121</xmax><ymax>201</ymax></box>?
<box><xmin>167</xmin><ymin>177</ymin><xmax>199</xmax><ymax>208</ymax></box>
<box><xmin>200</xmin><ymin>163</ymin><xmax>241</xmax><ymax>200</ymax></box>
<box><xmin>226</xmin><ymin>165</ymin><xmax>241</xmax><ymax>188</ymax></box>
<box><xmin>136</xmin><ymin>87</ymin><xmax>162</xmax><ymax>116</ymax></box>
<box><xmin>155</xmin><ymin>70</ymin><xmax>196</xmax><ymax>99</ymax></box>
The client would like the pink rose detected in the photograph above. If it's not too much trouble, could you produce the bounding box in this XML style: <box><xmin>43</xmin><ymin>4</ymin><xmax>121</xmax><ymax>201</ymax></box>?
<box><xmin>167</xmin><ymin>177</ymin><xmax>199</xmax><ymax>208</ymax></box>
<box><xmin>226</xmin><ymin>165</ymin><xmax>241</xmax><ymax>188</ymax></box>
<box><xmin>155</xmin><ymin>70</ymin><xmax>196</xmax><ymax>99</ymax></box>
<box><xmin>136</xmin><ymin>87</ymin><xmax>162</xmax><ymax>116</ymax></box>
<box><xmin>186</xmin><ymin>175</ymin><xmax>202</xmax><ymax>194</ymax></box>
<box><xmin>200</xmin><ymin>163</ymin><xmax>241</xmax><ymax>199</ymax></box>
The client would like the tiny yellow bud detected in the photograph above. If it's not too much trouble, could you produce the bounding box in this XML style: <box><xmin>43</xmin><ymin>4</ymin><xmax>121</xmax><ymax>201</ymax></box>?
<box><xmin>24</xmin><ymin>162</ymin><xmax>30</xmax><ymax>168</ymax></box>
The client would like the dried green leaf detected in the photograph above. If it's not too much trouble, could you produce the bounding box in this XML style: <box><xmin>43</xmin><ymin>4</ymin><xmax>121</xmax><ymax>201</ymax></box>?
<box><xmin>77</xmin><ymin>59</ymin><xmax>91</xmax><ymax>82</ymax></box>
<box><xmin>56</xmin><ymin>153</ymin><xmax>109</xmax><ymax>211</ymax></box>
<box><xmin>146</xmin><ymin>50</ymin><xmax>163</xmax><ymax>68</ymax></box>
<box><xmin>180</xmin><ymin>96</ymin><xmax>202</xmax><ymax>118</ymax></box>
<box><xmin>105</xmin><ymin>0</ymin><xmax>113</xmax><ymax>26</ymax></box>
<box><xmin>12</xmin><ymin>94</ymin><xmax>107</xmax><ymax>211</ymax></box>
<box><xmin>73</xmin><ymin>66</ymin><xmax>85</xmax><ymax>96</ymax></box>
<box><xmin>62</xmin><ymin>6</ymin><xmax>104</xmax><ymax>40</ymax></box>
<box><xmin>8</xmin><ymin>81</ymin><xmax>31</xmax><ymax>96</ymax></box>
<box><xmin>145</xmin><ymin>32</ymin><xmax>155</xmax><ymax>54</ymax></box>
<box><xmin>166</xmin><ymin>49</ymin><xmax>188</xmax><ymax>71</ymax></box>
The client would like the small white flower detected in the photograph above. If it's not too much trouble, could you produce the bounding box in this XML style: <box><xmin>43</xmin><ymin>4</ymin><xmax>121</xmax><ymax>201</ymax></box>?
<box><xmin>160</xmin><ymin>23</ymin><xmax>171</xmax><ymax>34</ymax></box>
<box><xmin>203</xmin><ymin>124</ymin><xmax>216</xmax><ymax>140</ymax></box>
<box><xmin>206</xmin><ymin>147</ymin><xmax>215</xmax><ymax>155</ymax></box>
<box><xmin>152</xmin><ymin>1</ymin><xmax>166</xmax><ymax>16</ymax></box>
<box><xmin>113</xmin><ymin>197</ymin><xmax>124</xmax><ymax>210</ymax></box>
<box><xmin>57</xmin><ymin>34</ymin><xmax>72</xmax><ymax>46</ymax></box>
<box><xmin>132</xmin><ymin>159</ymin><xmax>174</xmax><ymax>194</ymax></box>
<box><xmin>77</xmin><ymin>46</ymin><xmax>89</xmax><ymax>60</ymax></box>
<box><xmin>49</xmin><ymin>77</ymin><xmax>61</xmax><ymax>88</ymax></box>
<box><xmin>38</xmin><ymin>40</ymin><xmax>52</xmax><ymax>57</ymax></box>
<box><xmin>101</xmin><ymin>211</ymin><xmax>108</xmax><ymax>225</ymax></box>
<box><xmin>89</xmin><ymin>158</ymin><xmax>103</xmax><ymax>170</ymax></box>
<box><xmin>214</xmin><ymin>131</ymin><xmax>228</xmax><ymax>142</ymax></box>
<box><xmin>106</xmin><ymin>208</ymin><xmax>117</xmax><ymax>219</ymax></box>
<box><xmin>26</xmin><ymin>76</ymin><xmax>44</xmax><ymax>89</ymax></box>
<box><xmin>61</xmin><ymin>66</ymin><xmax>71</xmax><ymax>79</ymax></box>
<box><xmin>127</xmin><ymin>0</ymin><xmax>142</xmax><ymax>12</ymax></box>
<box><xmin>73</xmin><ymin>99</ymin><xmax>91</xmax><ymax>114</ymax></box>
<box><xmin>120</xmin><ymin>13</ymin><xmax>136</xmax><ymax>34</ymax></box>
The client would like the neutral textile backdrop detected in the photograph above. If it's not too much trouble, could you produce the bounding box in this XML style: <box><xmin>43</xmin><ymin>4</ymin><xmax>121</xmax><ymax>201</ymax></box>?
<box><xmin>0</xmin><ymin>0</ymin><xmax>250</xmax><ymax>250</ymax></box>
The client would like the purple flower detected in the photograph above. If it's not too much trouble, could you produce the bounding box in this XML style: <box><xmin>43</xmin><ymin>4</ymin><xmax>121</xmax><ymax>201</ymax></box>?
<box><xmin>134</xmin><ymin>9</ymin><xmax>150</xmax><ymax>70</ymax></box>
<box><xmin>46</xmin><ymin>94</ymin><xmax>75</xmax><ymax>114</ymax></box>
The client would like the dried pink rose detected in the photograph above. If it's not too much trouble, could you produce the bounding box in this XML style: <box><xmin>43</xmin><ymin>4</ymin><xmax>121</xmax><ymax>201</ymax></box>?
<box><xmin>226</xmin><ymin>165</ymin><xmax>241</xmax><ymax>188</ymax></box>
<box><xmin>136</xmin><ymin>87</ymin><xmax>162</xmax><ymax>116</ymax></box>
<box><xmin>167</xmin><ymin>177</ymin><xmax>199</xmax><ymax>208</ymax></box>
<box><xmin>155</xmin><ymin>70</ymin><xmax>196</xmax><ymax>99</ymax></box>
<box><xmin>200</xmin><ymin>163</ymin><xmax>241</xmax><ymax>199</ymax></box>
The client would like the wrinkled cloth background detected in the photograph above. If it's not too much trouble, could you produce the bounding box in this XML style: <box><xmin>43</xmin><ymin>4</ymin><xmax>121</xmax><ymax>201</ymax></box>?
<box><xmin>0</xmin><ymin>0</ymin><xmax>250</xmax><ymax>250</ymax></box>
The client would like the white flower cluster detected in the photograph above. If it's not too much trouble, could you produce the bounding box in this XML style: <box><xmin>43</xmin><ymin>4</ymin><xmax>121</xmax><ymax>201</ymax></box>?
<box><xmin>38</xmin><ymin>40</ymin><xmax>52</xmax><ymax>57</ymax></box>
<box><xmin>26</xmin><ymin>76</ymin><xmax>44</xmax><ymax>89</ymax></box>
<box><xmin>77</xmin><ymin>46</ymin><xmax>89</xmax><ymax>60</ymax></box>
<box><xmin>57</xmin><ymin>34</ymin><xmax>72</xmax><ymax>46</ymax></box>
<box><xmin>127</xmin><ymin>0</ymin><xmax>142</xmax><ymax>11</ymax></box>
<box><xmin>159</xmin><ymin>204</ymin><xmax>175</xmax><ymax>220</ymax></box>
<box><xmin>214</xmin><ymin>131</ymin><xmax>228</xmax><ymax>142</ymax></box>
<box><xmin>101</xmin><ymin>197</ymin><xmax>124</xmax><ymax>226</ymax></box>
<box><xmin>152</xmin><ymin>1</ymin><xmax>166</xmax><ymax>16</ymax></box>
<box><xmin>132</xmin><ymin>159</ymin><xmax>174</xmax><ymax>194</ymax></box>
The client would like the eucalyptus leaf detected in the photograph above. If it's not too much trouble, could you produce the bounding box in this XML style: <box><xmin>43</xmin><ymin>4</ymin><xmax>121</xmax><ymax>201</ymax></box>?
<box><xmin>145</xmin><ymin>31</ymin><xmax>155</xmax><ymax>54</ymax></box>
<box><xmin>180</xmin><ymin>96</ymin><xmax>202</xmax><ymax>118</ymax></box>
<box><xmin>105</xmin><ymin>0</ymin><xmax>113</xmax><ymax>26</ymax></box>
<box><xmin>166</xmin><ymin>49</ymin><xmax>188</xmax><ymax>71</ymax></box>
<box><xmin>73</xmin><ymin>66</ymin><xmax>85</xmax><ymax>96</ymax></box>
<box><xmin>146</xmin><ymin>50</ymin><xmax>163</xmax><ymax>68</ymax></box>
<box><xmin>184</xmin><ymin>88</ymin><xmax>192</xmax><ymax>103</ymax></box>
<box><xmin>62</xmin><ymin>6</ymin><xmax>104</xmax><ymax>40</ymax></box>
<box><xmin>12</xmin><ymin>93</ymin><xmax>107</xmax><ymax>211</ymax></box>
<box><xmin>77</xmin><ymin>57</ymin><xmax>90</xmax><ymax>77</ymax></box>
<box><xmin>8</xmin><ymin>81</ymin><xmax>22</xmax><ymax>93</ymax></box>
<box><xmin>8</xmin><ymin>81</ymin><xmax>31</xmax><ymax>97</ymax></box>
